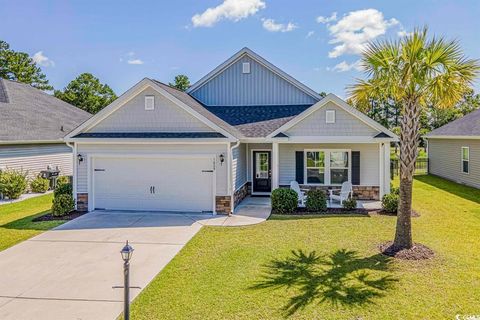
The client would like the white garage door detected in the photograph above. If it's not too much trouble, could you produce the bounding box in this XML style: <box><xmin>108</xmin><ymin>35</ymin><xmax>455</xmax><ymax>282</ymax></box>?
<box><xmin>92</xmin><ymin>156</ymin><xmax>214</xmax><ymax>212</ymax></box>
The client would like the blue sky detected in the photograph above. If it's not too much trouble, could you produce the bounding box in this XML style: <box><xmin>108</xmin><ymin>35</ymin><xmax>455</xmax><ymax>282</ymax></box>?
<box><xmin>1</xmin><ymin>0</ymin><xmax>479</xmax><ymax>96</ymax></box>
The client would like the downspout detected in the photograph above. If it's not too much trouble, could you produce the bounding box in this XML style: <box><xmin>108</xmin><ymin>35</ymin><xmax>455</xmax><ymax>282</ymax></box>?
<box><xmin>66</xmin><ymin>142</ymin><xmax>77</xmax><ymax>210</ymax></box>
<box><xmin>229</xmin><ymin>140</ymin><xmax>241</xmax><ymax>215</ymax></box>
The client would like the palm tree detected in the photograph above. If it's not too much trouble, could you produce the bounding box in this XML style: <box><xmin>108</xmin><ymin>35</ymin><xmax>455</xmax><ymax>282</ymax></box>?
<box><xmin>349</xmin><ymin>28</ymin><xmax>479</xmax><ymax>251</ymax></box>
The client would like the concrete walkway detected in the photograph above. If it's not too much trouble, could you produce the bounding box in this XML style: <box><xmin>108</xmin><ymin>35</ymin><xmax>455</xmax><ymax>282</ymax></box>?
<box><xmin>0</xmin><ymin>198</ymin><xmax>270</xmax><ymax>320</ymax></box>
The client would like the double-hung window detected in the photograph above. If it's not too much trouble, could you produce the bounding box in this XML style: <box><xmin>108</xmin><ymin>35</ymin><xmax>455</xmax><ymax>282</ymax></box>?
<box><xmin>306</xmin><ymin>151</ymin><xmax>325</xmax><ymax>184</ymax></box>
<box><xmin>462</xmin><ymin>147</ymin><xmax>469</xmax><ymax>173</ymax></box>
<box><xmin>330</xmin><ymin>151</ymin><xmax>349</xmax><ymax>184</ymax></box>
<box><xmin>305</xmin><ymin>150</ymin><xmax>350</xmax><ymax>185</ymax></box>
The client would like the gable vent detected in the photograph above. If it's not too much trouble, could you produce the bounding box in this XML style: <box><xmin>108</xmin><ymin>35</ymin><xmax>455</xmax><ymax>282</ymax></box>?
<box><xmin>242</xmin><ymin>62</ymin><xmax>250</xmax><ymax>74</ymax></box>
<box><xmin>145</xmin><ymin>95</ymin><xmax>155</xmax><ymax>110</ymax></box>
<box><xmin>326</xmin><ymin>110</ymin><xmax>335</xmax><ymax>123</ymax></box>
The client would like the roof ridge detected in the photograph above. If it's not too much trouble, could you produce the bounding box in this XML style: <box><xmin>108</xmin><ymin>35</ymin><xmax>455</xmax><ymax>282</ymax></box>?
<box><xmin>152</xmin><ymin>79</ymin><xmax>188</xmax><ymax>94</ymax></box>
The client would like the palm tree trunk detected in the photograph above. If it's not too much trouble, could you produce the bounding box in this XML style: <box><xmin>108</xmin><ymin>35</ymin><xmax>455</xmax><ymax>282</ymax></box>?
<box><xmin>393</xmin><ymin>100</ymin><xmax>421</xmax><ymax>250</ymax></box>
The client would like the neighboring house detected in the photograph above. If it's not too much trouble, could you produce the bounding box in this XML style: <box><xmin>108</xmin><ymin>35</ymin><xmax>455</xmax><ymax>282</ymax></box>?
<box><xmin>426</xmin><ymin>109</ymin><xmax>480</xmax><ymax>189</ymax></box>
<box><xmin>65</xmin><ymin>48</ymin><xmax>396</xmax><ymax>214</ymax></box>
<box><xmin>0</xmin><ymin>79</ymin><xmax>91</xmax><ymax>179</ymax></box>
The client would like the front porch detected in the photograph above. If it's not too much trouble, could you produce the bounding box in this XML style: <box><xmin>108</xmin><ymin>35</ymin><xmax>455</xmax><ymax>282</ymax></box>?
<box><xmin>234</xmin><ymin>142</ymin><xmax>390</xmax><ymax>206</ymax></box>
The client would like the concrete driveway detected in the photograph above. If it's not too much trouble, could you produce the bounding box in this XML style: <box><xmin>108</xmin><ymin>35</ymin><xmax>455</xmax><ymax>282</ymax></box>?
<box><xmin>0</xmin><ymin>211</ymin><xmax>229</xmax><ymax>320</ymax></box>
<box><xmin>0</xmin><ymin>197</ymin><xmax>270</xmax><ymax>320</ymax></box>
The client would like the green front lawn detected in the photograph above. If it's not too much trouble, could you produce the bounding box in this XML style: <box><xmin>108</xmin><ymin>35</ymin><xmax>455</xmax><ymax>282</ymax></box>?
<box><xmin>129</xmin><ymin>175</ymin><xmax>480</xmax><ymax>319</ymax></box>
<box><xmin>0</xmin><ymin>194</ymin><xmax>67</xmax><ymax>251</ymax></box>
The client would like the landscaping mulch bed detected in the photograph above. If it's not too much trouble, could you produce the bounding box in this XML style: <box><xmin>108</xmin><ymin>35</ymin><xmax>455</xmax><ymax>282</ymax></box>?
<box><xmin>273</xmin><ymin>207</ymin><xmax>371</xmax><ymax>215</ymax></box>
<box><xmin>379</xmin><ymin>241</ymin><xmax>434</xmax><ymax>260</ymax></box>
<box><xmin>32</xmin><ymin>210</ymin><xmax>86</xmax><ymax>222</ymax></box>
<box><xmin>371</xmin><ymin>210</ymin><xmax>421</xmax><ymax>217</ymax></box>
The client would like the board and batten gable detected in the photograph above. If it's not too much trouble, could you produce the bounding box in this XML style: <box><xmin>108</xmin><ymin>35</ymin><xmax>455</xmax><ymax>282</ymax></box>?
<box><xmin>285</xmin><ymin>102</ymin><xmax>378</xmax><ymax>137</ymax></box>
<box><xmin>189</xmin><ymin>55</ymin><xmax>319</xmax><ymax>106</ymax></box>
<box><xmin>428</xmin><ymin>138</ymin><xmax>480</xmax><ymax>188</ymax></box>
<box><xmin>88</xmin><ymin>88</ymin><xmax>214</xmax><ymax>133</ymax></box>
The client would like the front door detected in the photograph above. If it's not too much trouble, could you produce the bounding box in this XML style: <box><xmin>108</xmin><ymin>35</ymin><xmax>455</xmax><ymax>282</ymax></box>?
<box><xmin>253</xmin><ymin>151</ymin><xmax>271</xmax><ymax>193</ymax></box>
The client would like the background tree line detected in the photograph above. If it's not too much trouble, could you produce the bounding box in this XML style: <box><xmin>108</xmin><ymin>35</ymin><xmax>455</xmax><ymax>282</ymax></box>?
<box><xmin>0</xmin><ymin>39</ymin><xmax>190</xmax><ymax>114</ymax></box>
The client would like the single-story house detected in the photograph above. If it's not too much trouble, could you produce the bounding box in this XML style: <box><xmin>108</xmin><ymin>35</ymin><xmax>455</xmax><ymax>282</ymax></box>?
<box><xmin>0</xmin><ymin>78</ymin><xmax>91</xmax><ymax>179</ymax></box>
<box><xmin>426</xmin><ymin>109</ymin><xmax>480</xmax><ymax>189</ymax></box>
<box><xmin>65</xmin><ymin>47</ymin><xmax>397</xmax><ymax>214</ymax></box>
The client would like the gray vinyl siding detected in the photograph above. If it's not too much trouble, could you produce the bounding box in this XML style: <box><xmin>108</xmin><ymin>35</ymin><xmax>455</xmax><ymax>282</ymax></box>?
<box><xmin>232</xmin><ymin>143</ymin><xmax>247</xmax><ymax>191</ymax></box>
<box><xmin>278</xmin><ymin>143</ymin><xmax>380</xmax><ymax>186</ymax></box>
<box><xmin>89</xmin><ymin>88</ymin><xmax>214</xmax><ymax>133</ymax></box>
<box><xmin>190</xmin><ymin>55</ymin><xmax>318</xmax><ymax>106</ymax></box>
<box><xmin>285</xmin><ymin>102</ymin><xmax>378</xmax><ymax>137</ymax></box>
<box><xmin>76</xmin><ymin>143</ymin><xmax>228</xmax><ymax>196</ymax></box>
<box><xmin>0</xmin><ymin>143</ymin><xmax>73</xmax><ymax>179</ymax></box>
<box><xmin>428</xmin><ymin>139</ymin><xmax>480</xmax><ymax>188</ymax></box>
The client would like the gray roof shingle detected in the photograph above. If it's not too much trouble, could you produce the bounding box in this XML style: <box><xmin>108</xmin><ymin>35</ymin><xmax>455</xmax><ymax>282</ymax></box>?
<box><xmin>153</xmin><ymin>80</ymin><xmax>312</xmax><ymax>138</ymax></box>
<box><xmin>0</xmin><ymin>79</ymin><xmax>91</xmax><ymax>143</ymax></box>
<box><xmin>152</xmin><ymin>80</ymin><xmax>244</xmax><ymax>138</ymax></box>
<box><xmin>427</xmin><ymin>109</ymin><xmax>480</xmax><ymax>137</ymax></box>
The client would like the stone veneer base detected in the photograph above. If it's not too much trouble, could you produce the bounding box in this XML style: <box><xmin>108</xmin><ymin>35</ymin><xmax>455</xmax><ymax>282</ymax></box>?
<box><xmin>281</xmin><ymin>185</ymin><xmax>380</xmax><ymax>200</ymax></box>
<box><xmin>76</xmin><ymin>193</ymin><xmax>88</xmax><ymax>212</ymax></box>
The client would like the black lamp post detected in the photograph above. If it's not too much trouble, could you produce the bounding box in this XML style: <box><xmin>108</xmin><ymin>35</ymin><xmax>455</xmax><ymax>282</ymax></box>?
<box><xmin>120</xmin><ymin>241</ymin><xmax>134</xmax><ymax>320</ymax></box>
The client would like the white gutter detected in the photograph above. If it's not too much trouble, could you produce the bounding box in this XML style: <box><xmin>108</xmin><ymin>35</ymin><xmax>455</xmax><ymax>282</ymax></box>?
<box><xmin>229</xmin><ymin>140</ymin><xmax>241</xmax><ymax>215</ymax></box>
<box><xmin>0</xmin><ymin>139</ymin><xmax>65</xmax><ymax>145</ymax></box>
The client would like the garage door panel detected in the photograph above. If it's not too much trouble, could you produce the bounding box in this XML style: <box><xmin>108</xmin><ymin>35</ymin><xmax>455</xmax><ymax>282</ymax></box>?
<box><xmin>93</xmin><ymin>157</ymin><xmax>214</xmax><ymax>212</ymax></box>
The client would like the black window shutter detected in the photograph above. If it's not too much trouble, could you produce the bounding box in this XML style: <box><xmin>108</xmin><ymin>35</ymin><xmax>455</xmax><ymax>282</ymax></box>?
<box><xmin>352</xmin><ymin>151</ymin><xmax>360</xmax><ymax>185</ymax></box>
<box><xmin>295</xmin><ymin>151</ymin><xmax>304</xmax><ymax>184</ymax></box>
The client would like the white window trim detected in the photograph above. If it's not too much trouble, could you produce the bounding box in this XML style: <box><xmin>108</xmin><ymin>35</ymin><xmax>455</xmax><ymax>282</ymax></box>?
<box><xmin>145</xmin><ymin>95</ymin><xmax>155</xmax><ymax>110</ymax></box>
<box><xmin>304</xmin><ymin>149</ymin><xmax>351</xmax><ymax>186</ymax></box>
<box><xmin>242</xmin><ymin>62</ymin><xmax>251</xmax><ymax>74</ymax></box>
<box><xmin>326</xmin><ymin>110</ymin><xmax>335</xmax><ymax>123</ymax></box>
<box><xmin>461</xmin><ymin>146</ymin><xmax>469</xmax><ymax>174</ymax></box>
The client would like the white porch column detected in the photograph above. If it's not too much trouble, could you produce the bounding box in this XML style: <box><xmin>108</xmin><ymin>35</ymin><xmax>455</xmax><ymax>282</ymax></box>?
<box><xmin>379</xmin><ymin>143</ymin><xmax>385</xmax><ymax>199</ymax></box>
<box><xmin>383</xmin><ymin>142</ymin><xmax>391</xmax><ymax>195</ymax></box>
<box><xmin>272</xmin><ymin>142</ymin><xmax>279</xmax><ymax>190</ymax></box>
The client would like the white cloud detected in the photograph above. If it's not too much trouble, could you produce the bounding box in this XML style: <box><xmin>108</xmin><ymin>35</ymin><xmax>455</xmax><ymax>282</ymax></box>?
<box><xmin>32</xmin><ymin>51</ymin><xmax>55</xmax><ymax>67</ymax></box>
<box><xmin>330</xmin><ymin>60</ymin><xmax>363</xmax><ymax>72</ymax></box>
<box><xmin>316</xmin><ymin>12</ymin><xmax>337</xmax><ymax>24</ymax></box>
<box><xmin>192</xmin><ymin>0</ymin><xmax>265</xmax><ymax>27</ymax></box>
<box><xmin>326</xmin><ymin>9</ymin><xmax>399</xmax><ymax>58</ymax></box>
<box><xmin>306</xmin><ymin>30</ymin><xmax>315</xmax><ymax>38</ymax></box>
<box><xmin>397</xmin><ymin>27</ymin><xmax>412</xmax><ymax>37</ymax></box>
<box><xmin>261</xmin><ymin>18</ymin><xmax>297</xmax><ymax>32</ymax></box>
<box><xmin>127</xmin><ymin>59</ymin><xmax>144</xmax><ymax>65</ymax></box>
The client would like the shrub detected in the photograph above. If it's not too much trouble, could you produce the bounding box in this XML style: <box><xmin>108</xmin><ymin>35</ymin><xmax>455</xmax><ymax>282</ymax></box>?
<box><xmin>391</xmin><ymin>186</ymin><xmax>400</xmax><ymax>195</ymax></box>
<box><xmin>0</xmin><ymin>169</ymin><xmax>28</xmax><ymax>199</ymax></box>
<box><xmin>271</xmin><ymin>188</ymin><xmax>298</xmax><ymax>214</ymax></box>
<box><xmin>54</xmin><ymin>183</ymin><xmax>72</xmax><ymax>197</ymax></box>
<box><xmin>306</xmin><ymin>189</ymin><xmax>327</xmax><ymax>212</ymax></box>
<box><xmin>52</xmin><ymin>194</ymin><xmax>74</xmax><ymax>216</ymax></box>
<box><xmin>57</xmin><ymin>176</ymin><xmax>70</xmax><ymax>186</ymax></box>
<box><xmin>30</xmin><ymin>176</ymin><xmax>50</xmax><ymax>193</ymax></box>
<box><xmin>382</xmin><ymin>193</ymin><xmax>399</xmax><ymax>214</ymax></box>
<box><xmin>342</xmin><ymin>197</ymin><xmax>357</xmax><ymax>211</ymax></box>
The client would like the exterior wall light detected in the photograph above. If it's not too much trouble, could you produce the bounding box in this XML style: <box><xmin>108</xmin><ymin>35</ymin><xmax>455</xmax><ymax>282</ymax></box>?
<box><xmin>219</xmin><ymin>154</ymin><xmax>225</xmax><ymax>165</ymax></box>
<box><xmin>77</xmin><ymin>154</ymin><xmax>84</xmax><ymax>164</ymax></box>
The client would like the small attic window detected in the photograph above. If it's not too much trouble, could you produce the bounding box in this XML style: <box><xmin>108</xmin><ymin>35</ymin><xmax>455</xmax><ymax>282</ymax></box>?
<box><xmin>145</xmin><ymin>96</ymin><xmax>155</xmax><ymax>110</ymax></box>
<box><xmin>326</xmin><ymin>110</ymin><xmax>335</xmax><ymax>123</ymax></box>
<box><xmin>242</xmin><ymin>62</ymin><xmax>251</xmax><ymax>74</ymax></box>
